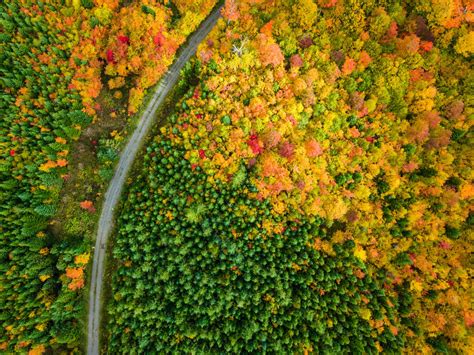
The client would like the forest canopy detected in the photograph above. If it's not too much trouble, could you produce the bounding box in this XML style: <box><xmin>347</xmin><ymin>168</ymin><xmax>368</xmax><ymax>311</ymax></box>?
<box><xmin>107</xmin><ymin>0</ymin><xmax>473</xmax><ymax>353</ymax></box>
<box><xmin>0</xmin><ymin>0</ymin><xmax>472</xmax><ymax>353</ymax></box>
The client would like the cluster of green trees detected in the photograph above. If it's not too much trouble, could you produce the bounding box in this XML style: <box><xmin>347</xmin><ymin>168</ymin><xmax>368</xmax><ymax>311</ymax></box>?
<box><xmin>107</xmin><ymin>137</ymin><xmax>403</xmax><ymax>352</ymax></box>
<box><xmin>0</xmin><ymin>2</ymin><xmax>89</xmax><ymax>351</ymax></box>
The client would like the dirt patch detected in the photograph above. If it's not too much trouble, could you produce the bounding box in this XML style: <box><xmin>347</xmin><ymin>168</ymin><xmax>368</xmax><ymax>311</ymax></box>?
<box><xmin>49</xmin><ymin>89</ymin><xmax>130</xmax><ymax>241</ymax></box>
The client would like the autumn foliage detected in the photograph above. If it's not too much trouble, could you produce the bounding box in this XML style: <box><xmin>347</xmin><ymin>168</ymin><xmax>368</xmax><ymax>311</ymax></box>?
<box><xmin>110</xmin><ymin>0</ymin><xmax>473</xmax><ymax>352</ymax></box>
<box><xmin>1</xmin><ymin>0</ymin><xmax>472</xmax><ymax>353</ymax></box>
<box><xmin>68</xmin><ymin>0</ymin><xmax>218</xmax><ymax>115</ymax></box>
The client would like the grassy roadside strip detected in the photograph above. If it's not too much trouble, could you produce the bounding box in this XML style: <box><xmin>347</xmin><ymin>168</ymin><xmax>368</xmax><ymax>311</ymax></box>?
<box><xmin>49</xmin><ymin>85</ymin><xmax>159</xmax><ymax>353</ymax></box>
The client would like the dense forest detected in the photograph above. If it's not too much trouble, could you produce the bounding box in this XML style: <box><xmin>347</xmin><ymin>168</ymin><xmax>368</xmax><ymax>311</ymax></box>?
<box><xmin>108</xmin><ymin>0</ymin><xmax>472</xmax><ymax>353</ymax></box>
<box><xmin>0</xmin><ymin>0</ymin><xmax>472</xmax><ymax>353</ymax></box>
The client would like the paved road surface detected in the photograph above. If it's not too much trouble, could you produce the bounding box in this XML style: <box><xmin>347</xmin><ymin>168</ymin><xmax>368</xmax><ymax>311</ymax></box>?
<box><xmin>87</xmin><ymin>7</ymin><xmax>222</xmax><ymax>354</ymax></box>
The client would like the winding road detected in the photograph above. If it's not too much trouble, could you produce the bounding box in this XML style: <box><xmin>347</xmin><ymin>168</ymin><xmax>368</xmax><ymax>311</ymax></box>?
<box><xmin>87</xmin><ymin>7</ymin><xmax>222</xmax><ymax>354</ymax></box>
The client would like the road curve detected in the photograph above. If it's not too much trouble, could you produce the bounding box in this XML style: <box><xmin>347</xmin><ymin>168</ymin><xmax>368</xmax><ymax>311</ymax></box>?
<box><xmin>87</xmin><ymin>7</ymin><xmax>222</xmax><ymax>354</ymax></box>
